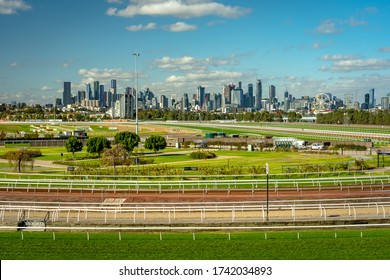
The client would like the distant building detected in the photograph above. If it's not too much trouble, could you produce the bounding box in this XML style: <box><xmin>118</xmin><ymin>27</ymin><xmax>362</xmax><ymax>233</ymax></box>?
<box><xmin>381</xmin><ymin>97</ymin><xmax>389</xmax><ymax>110</ymax></box>
<box><xmin>93</xmin><ymin>81</ymin><xmax>99</xmax><ymax>100</ymax></box>
<box><xmin>62</xmin><ymin>82</ymin><xmax>72</xmax><ymax>106</ymax></box>
<box><xmin>197</xmin><ymin>86</ymin><xmax>205</xmax><ymax>109</ymax></box>
<box><xmin>255</xmin><ymin>79</ymin><xmax>262</xmax><ymax>110</ymax></box>
<box><xmin>119</xmin><ymin>87</ymin><xmax>135</xmax><ymax>119</ymax></box>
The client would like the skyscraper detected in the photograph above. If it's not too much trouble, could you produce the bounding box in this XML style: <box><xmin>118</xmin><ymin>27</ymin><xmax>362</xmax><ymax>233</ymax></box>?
<box><xmin>62</xmin><ymin>82</ymin><xmax>71</xmax><ymax>106</ymax></box>
<box><xmin>269</xmin><ymin>85</ymin><xmax>276</xmax><ymax>103</ymax></box>
<box><xmin>86</xmin><ymin>83</ymin><xmax>92</xmax><ymax>100</ymax></box>
<box><xmin>284</xmin><ymin>90</ymin><xmax>289</xmax><ymax>111</ymax></box>
<box><xmin>369</xmin><ymin>88</ymin><xmax>375</xmax><ymax>109</ymax></box>
<box><xmin>223</xmin><ymin>84</ymin><xmax>234</xmax><ymax>106</ymax></box>
<box><xmin>120</xmin><ymin>87</ymin><xmax>135</xmax><ymax>119</ymax></box>
<box><xmin>381</xmin><ymin>97</ymin><xmax>389</xmax><ymax>110</ymax></box>
<box><xmin>99</xmin><ymin>84</ymin><xmax>105</xmax><ymax>108</ymax></box>
<box><xmin>197</xmin><ymin>86</ymin><xmax>205</xmax><ymax>109</ymax></box>
<box><xmin>231</xmin><ymin>88</ymin><xmax>244</xmax><ymax>107</ymax></box>
<box><xmin>247</xmin><ymin>83</ymin><xmax>254</xmax><ymax>108</ymax></box>
<box><xmin>255</xmin><ymin>79</ymin><xmax>262</xmax><ymax>110</ymax></box>
<box><xmin>93</xmin><ymin>81</ymin><xmax>99</xmax><ymax>100</ymax></box>
<box><xmin>111</xmin><ymin>79</ymin><xmax>117</xmax><ymax>103</ymax></box>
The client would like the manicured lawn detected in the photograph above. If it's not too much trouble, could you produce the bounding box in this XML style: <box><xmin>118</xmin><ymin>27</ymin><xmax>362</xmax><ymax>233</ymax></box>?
<box><xmin>0</xmin><ymin>229</ymin><xmax>389</xmax><ymax>260</ymax></box>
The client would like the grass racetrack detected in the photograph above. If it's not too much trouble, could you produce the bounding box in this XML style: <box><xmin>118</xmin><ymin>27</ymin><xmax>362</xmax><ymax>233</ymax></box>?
<box><xmin>1</xmin><ymin>229</ymin><xmax>389</xmax><ymax>260</ymax></box>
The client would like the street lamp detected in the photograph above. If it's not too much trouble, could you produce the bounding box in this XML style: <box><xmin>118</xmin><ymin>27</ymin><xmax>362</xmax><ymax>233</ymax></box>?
<box><xmin>265</xmin><ymin>162</ymin><xmax>269</xmax><ymax>222</ymax></box>
<box><xmin>132</xmin><ymin>52</ymin><xmax>140</xmax><ymax>135</ymax></box>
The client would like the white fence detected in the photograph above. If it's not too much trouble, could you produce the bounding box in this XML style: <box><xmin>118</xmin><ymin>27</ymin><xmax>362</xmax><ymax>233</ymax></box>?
<box><xmin>1</xmin><ymin>174</ymin><xmax>390</xmax><ymax>195</ymax></box>
<box><xmin>2</xmin><ymin>200</ymin><xmax>389</xmax><ymax>225</ymax></box>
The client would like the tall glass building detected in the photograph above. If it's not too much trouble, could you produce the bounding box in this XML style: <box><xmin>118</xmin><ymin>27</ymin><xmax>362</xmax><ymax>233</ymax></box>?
<box><xmin>62</xmin><ymin>82</ymin><xmax>71</xmax><ymax>106</ymax></box>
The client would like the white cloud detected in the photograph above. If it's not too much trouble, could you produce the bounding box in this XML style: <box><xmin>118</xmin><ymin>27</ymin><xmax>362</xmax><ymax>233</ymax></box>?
<box><xmin>379</xmin><ymin>47</ymin><xmax>390</xmax><ymax>53</ymax></box>
<box><xmin>165</xmin><ymin>21</ymin><xmax>197</xmax><ymax>32</ymax></box>
<box><xmin>126</xmin><ymin>22</ymin><xmax>156</xmax><ymax>31</ymax></box>
<box><xmin>320</xmin><ymin>58</ymin><xmax>390</xmax><ymax>72</ymax></box>
<box><xmin>154</xmin><ymin>55</ymin><xmax>235</xmax><ymax>72</ymax></box>
<box><xmin>312</xmin><ymin>16</ymin><xmax>368</xmax><ymax>35</ymax></box>
<box><xmin>40</xmin><ymin>86</ymin><xmax>52</xmax><ymax>91</ymax></box>
<box><xmin>320</xmin><ymin>55</ymin><xmax>361</xmax><ymax>61</ymax></box>
<box><xmin>0</xmin><ymin>0</ymin><xmax>31</xmax><ymax>15</ymax></box>
<box><xmin>364</xmin><ymin>7</ymin><xmax>379</xmax><ymax>14</ymax></box>
<box><xmin>9</xmin><ymin>62</ymin><xmax>18</xmax><ymax>67</ymax></box>
<box><xmin>76</xmin><ymin>68</ymin><xmax>139</xmax><ymax>88</ymax></box>
<box><xmin>166</xmin><ymin>71</ymin><xmax>242</xmax><ymax>84</ymax></box>
<box><xmin>314</xmin><ymin>20</ymin><xmax>343</xmax><ymax>34</ymax></box>
<box><xmin>106</xmin><ymin>0</ymin><xmax>251</xmax><ymax>19</ymax></box>
<box><xmin>78</xmin><ymin>68</ymin><xmax>137</xmax><ymax>87</ymax></box>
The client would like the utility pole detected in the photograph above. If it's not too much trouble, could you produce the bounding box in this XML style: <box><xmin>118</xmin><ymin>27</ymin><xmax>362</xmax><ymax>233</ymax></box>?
<box><xmin>266</xmin><ymin>163</ymin><xmax>269</xmax><ymax>222</ymax></box>
<box><xmin>132</xmin><ymin>52</ymin><xmax>140</xmax><ymax>135</ymax></box>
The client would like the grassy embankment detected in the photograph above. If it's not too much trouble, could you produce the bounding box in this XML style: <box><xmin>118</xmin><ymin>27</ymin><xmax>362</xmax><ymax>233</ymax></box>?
<box><xmin>0</xmin><ymin>229</ymin><xmax>389</xmax><ymax>260</ymax></box>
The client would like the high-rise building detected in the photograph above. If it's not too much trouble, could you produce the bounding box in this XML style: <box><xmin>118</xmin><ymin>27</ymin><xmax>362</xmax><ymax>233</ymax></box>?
<box><xmin>99</xmin><ymin>84</ymin><xmax>105</xmax><ymax>108</ymax></box>
<box><xmin>120</xmin><ymin>87</ymin><xmax>135</xmax><ymax>119</ymax></box>
<box><xmin>381</xmin><ymin>97</ymin><xmax>389</xmax><ymax>110</ymax></box>
<box><xmin>62</xmin><ymin>82</ymin><xmax>72</xmax><ymax>106</ymax></box>
<box><xmin>111</xmin><ymin>79</ymin><xmax>117</xmax><ymax>103</ymax></box>
<box><xmin>247</xmin><ymin>83</ymin><xmax>254</xmax><ymax>108</ymax></box>
<box><xmin>284</xmin><ymin>90</ymin><xmax>290</xmax><ymax>111</ymax></box>
<box><xmin>77</xmin><ymin>91</ymin><xmax>86</xmax><ymax>104</ymax></box>
<box><xmin>93</xmin><ymin>81</ymin><xmax>99</xmax><ymax>100</ymax></box>
<box><xmin>197</xmin><ymin>86</ymin><xmax>205</xmax><ymax>109</ymax></box>
<box><xmin>222</xmin><ymin>84</ymin><xmax>234</xmax><ymax>106</ymax></box>
<box><xmin>160</xmin><ymin>95</ymin><xmax>168</xmax><ymax>109</ymax></box>
<box><xmin>183</xmin><ymin>93</ymin><xmax>189</xmax><ymax>111</ymax></box>
<box><xmin>269</xmin><ymin>85</ymin><xmax>276</xmax><ymax>103</ymax></box>
<box><xmin>86</xmin><ymin>83</ymin><xmax>92</xmax><ymax>100</ymax></box>
<box><xmin>231</xmin><ymin>88</ymin><xmax>244</xmax><ymax>107</ymax></box>
<box><xmin>369</xmin><ymin>88</ymin><xmax>375</xmax><ymax>108</ymax></box>
<box><xmin>255</xmin><ymin>79</ymin><xmax>262</xmax><ymax>110</ymax></box>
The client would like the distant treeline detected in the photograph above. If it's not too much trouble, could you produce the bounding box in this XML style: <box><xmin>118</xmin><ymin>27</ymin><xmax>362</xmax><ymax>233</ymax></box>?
<box><xmin>138</xmin><ymin>109</ymin><xmax>301</xmax><ymax>122</ymax></box>
<box><xmin>316</xmin><ymin>109</ymin><xmax>390</xmax><ymax>125</ymax></box>
<box><xmin>139</xmin><ymin>108</ymin><xmax>390</xmax><ymax>125</ymax></box>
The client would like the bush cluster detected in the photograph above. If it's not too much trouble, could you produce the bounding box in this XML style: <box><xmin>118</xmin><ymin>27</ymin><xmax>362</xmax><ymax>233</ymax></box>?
<box><xmin>189</xmin><ymin>151</ymin><xmax>217</xmax><ymax>159</ymax></box>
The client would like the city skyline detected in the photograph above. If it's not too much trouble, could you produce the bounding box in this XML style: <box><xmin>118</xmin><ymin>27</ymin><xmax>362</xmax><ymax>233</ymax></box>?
<box><xmin>1</xmin><ymin>0</ymin><xmax>390</xmax><ymax>105</ymax></box>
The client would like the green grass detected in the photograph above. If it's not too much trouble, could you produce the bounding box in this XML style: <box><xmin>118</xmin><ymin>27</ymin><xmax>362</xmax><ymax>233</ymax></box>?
<box><xmin>0</xmin><ymin>229</ymin><xmax>389</xmax><ymax>260</ymax></box>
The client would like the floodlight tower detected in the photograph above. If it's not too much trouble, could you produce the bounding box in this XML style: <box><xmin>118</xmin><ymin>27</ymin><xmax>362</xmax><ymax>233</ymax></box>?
<box><xmin>133</xmin><ymin>52</ymin><xmax>140</xmax><ymax>135</ymax></box>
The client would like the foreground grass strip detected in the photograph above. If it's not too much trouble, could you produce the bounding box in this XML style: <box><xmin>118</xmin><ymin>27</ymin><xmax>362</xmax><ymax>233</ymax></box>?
<box><xmin>0</xmin><ymin>229</ymin><xmax>389</xmax><ymax>260</ymax></box>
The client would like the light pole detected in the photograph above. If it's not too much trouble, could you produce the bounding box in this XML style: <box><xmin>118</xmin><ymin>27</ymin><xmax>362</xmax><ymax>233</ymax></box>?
<box><xmin>132</xmin><ymin>52</ymin><xmax>140</xmax><ymax>135</ymax></box>
<box><xmin>265</xmin><ymin>162</ymin><xmax>269</xmax><ymax>222</ymax></box>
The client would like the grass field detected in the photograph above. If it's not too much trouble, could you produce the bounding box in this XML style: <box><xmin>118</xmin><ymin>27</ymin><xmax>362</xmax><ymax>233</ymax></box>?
<box><xmin>0</xmin><ymin>229</ymin><xmax>389</xmax><ymax>260</ymax></box>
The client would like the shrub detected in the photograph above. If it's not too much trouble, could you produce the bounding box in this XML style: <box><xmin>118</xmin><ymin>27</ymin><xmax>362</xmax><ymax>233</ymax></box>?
<box><xmin>189</xmin><ymin>151</ymin><xmax>217</xmax><ymax>159</ymax></box>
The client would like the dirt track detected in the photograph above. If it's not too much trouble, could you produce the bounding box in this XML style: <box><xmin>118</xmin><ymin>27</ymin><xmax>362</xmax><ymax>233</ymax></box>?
<box><xmin>1</xmin><ymin>186</ymin><xmax>389</xmax><ymax>203</ymax></box>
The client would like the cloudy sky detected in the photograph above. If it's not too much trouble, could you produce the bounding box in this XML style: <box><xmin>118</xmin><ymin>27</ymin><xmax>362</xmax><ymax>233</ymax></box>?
<box><xmin>1</xmin><ymin>0</ymin><xmax>390</xmax><ymax>105</ymax></box>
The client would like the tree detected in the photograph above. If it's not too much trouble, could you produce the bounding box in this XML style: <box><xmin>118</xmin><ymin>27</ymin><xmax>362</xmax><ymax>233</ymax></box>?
<box><xmin>114</xmin><ymin>131</ymin><xmax>140</xmax><ymax>152</ymax></box>
<box><xmin>101</xmin><ymin>144</ymin><xmax>129</xmax><ymax>175</ymax></box>
<box><xmin>65</xmin><ymin>136</ymin><xmax>83</xmax><ymax>158</ymax></box>
<box><xmin>5</xmin><ymin>148</ymin><xmax>39</xmax><ymax>173</ymax></box>
<box><xmin>86</xmin><ymin>136</ymin><xmax>111</xmax><ymax>157</ymax></box>
<box><xmin>144</xmin><ymin>135</ymin><xmax>167</xmax><ymax>153</ymax></box>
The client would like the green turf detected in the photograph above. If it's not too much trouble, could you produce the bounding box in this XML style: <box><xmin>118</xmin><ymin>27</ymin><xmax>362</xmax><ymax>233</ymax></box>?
<box><xmin>0</xmin><ymin>229</ymin><xmax>389</xmax><ymax>260</ymax></box>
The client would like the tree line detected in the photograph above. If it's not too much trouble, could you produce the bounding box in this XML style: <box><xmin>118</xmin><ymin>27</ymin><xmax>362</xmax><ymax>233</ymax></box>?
<box><xmin>3</xmin><ymin>132</ymin><xmax>167</xmax><ymax>173</ymax></box>
<box><xmin>316</xmin><ymin>109</ymin><xmax>390</xmax><ymax>125</ymax></box>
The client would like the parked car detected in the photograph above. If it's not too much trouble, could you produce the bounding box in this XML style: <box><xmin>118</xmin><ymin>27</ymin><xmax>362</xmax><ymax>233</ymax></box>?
<box><xmin>311</xmin><ymin>143</ymin><xmax>324</xmax><ymax>150</ymax></box>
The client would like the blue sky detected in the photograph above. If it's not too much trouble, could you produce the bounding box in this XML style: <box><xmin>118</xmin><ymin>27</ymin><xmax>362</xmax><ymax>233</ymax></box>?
<box><xmin>1</xmin><ymin>0</ymin><xmax>390</xmax><ymax>105</ymax></box>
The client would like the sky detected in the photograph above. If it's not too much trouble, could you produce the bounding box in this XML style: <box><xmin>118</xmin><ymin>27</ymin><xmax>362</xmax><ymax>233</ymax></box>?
<box><xmin>1</xmin><ymin>0</ymin><xmax>390</xmax><ymax>105</ymax></box>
